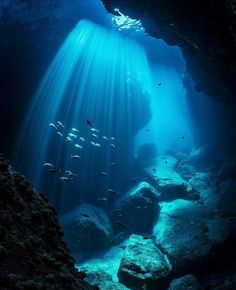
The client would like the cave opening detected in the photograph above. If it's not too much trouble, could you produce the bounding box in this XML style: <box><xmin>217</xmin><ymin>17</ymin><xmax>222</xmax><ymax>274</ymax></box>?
<box><xmin>1</xmin><ymin>0</ymin><xmax>236</xmax><ymax>289</ymax></box>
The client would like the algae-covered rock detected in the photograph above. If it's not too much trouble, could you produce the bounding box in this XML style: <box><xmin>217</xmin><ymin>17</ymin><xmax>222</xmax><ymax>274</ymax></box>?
<box><xmin>153</xmin><ymin>199</ymin><xmax>232</xmax><ymax>267</ymax></box>
<box><xmin>118</xmin><ymin>234</ymin><xmax>172</xmax><ymax>289</ymax></box>
<box><xmin>60</xmin><ymin>203</ymin><xmax>113</xmax><ymax>252</ymax></box>
<box><xmin>168</xmin><ymin>274</ymin><xmax>202</xmax><ymax>290</ymax></box>
<box><xmin>111</xmin><ymin>182</ymin><xmax>160</xmax><ymax>234</ymax></box>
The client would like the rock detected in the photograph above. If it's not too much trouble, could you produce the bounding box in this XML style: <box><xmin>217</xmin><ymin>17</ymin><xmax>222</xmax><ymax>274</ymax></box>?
<box><xmin>216</xmin><ymin>180</ymin><xmax>236</xmax><ymax>218</ymax></box>
<box><xmin>60</xmin><ymin>203</ymin><xmax>113</xmax><ymax>252</ymax></box>
<box><xmin>85</xmin><ymin>271</ymin><xmax>130</xmax><ymax>290</ymax></box>
<box><xmin>217</xmin><ymin>162</ymin><xmax>236</xmax><ymax>184</ymax></box>
<box><xmin>0</xmin><ymin>156</ymin><xmax>96</xmax><ymax>290</ymax></box>
<box><xmin>111</xmin><ymin>182</ymin><xmax>159</xmax><ymax>234</ymax></box>
<box><xmin>188</xmin><ymin>172</ymin><xmax>215</xmax><ymax>193</ymax></box>
<box><xmin>118</xmin><ymin>234</ymin><xmax>172</xmax><ymax>289</ymax></box>
<box><xmin>146</xmin><ymin>155</ymin><xmax>191</xmax><ymax>201</ymax></box>
<box><xmin>153</xmin><ymin>199</ymin><xmax>233</xmax><ymax>267</ymax></box>
<box><xmin>186</xmin><ymin>146</ymin><xmax>221</xmax><ymax>171</ymax></box>
<box><xmin>168</xmin><ymin>274</ymin><xmax>202</xmax><ymax>290</ymax></box>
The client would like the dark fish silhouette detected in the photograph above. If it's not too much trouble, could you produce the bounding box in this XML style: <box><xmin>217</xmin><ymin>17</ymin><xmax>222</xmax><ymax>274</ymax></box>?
<box><xmin>87</xmin><ymin>119</ymin><xmax>93</xmax><ymax>127</ymax></box>
<box><xmin>80</xmin><ymin>213</ymin><xmax>90</xmax><ymax>218</ymax></box>
<box><xmin>48</xmin><ymin>168</ymin><xmax>61</xmax><ymax>174</ymax></box>
<box><xmin>158</xmin><ymin>82</ymin><xmax>162</xmax><ymax>86</ymax></box>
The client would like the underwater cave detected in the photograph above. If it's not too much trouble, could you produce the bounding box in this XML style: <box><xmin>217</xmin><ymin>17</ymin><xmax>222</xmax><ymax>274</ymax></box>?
<box><xmin>1</xmin><ymin>0</ymin><xmax>236</xmax><ymax>289</ymax></box>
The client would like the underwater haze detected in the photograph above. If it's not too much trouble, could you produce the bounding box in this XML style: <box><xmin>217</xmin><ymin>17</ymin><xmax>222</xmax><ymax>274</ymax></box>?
<box><xmin>3</xmin><ymin>0</ymin><xmax>236</xmax><ymax>289</ymax></box>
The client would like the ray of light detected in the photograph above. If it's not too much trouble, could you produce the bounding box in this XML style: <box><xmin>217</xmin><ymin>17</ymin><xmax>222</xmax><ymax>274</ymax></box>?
<box><xmin>17</xmin><ymin>19</ymin><xmax>154</xmax><ymax>211</ymax></box>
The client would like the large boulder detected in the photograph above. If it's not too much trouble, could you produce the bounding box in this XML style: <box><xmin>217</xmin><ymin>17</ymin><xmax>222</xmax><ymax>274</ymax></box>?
<box><xmin>168</xmin><ymin>274</ymin><xmax>202</xmax><ymax>290</ymax></box>
<box><xmin>111</xmin><ymin>182</ymin><xmax>160</xmax><ymax>234</ymax></box>
<box><xmin>60</xmin><ymin>204</ymin><xmax>113</xmax><ymax>252</ymax></box>
<box><xmin>118</xmin><ymin>234</ymin><xmax>172</xmax><ymax>289</ymax></box>
<box><xmin>145</xmin><ymin>155</ymin><xmax>192</xmax><ymax>201</ymax></box>
<box><xmin>84</xmin><ymin>271</ymin><xmax>129</xmax><ymax>290</ymax></box>
<box><xmin>153</xmin><ymin>199</ymin><xmax>233</xmax><ymax>267</ymax></box>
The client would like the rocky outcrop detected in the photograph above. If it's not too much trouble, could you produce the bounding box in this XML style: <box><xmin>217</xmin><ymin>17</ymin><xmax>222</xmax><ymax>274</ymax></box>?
<box><xmin>101</xmin><ymin>0</ymin><xmax>236</xmax><ymax>103</ymax></box>
<box><xmin>111</xmin><ymin>182</ymin><xmax>160</xmax><ymax>234</ymax></box>
<box><xmin>0</xmin><ymin>155</ymin><xmax>96</xmax><ymax>290</ymax></box>
<box><xmin>118</xmin><ymin>234</ymin><xmax>172</xmax><ymax>289</ymax></box>
<box><xmin>60</xmin><ymin>203</ymin><xmax>113</xmax><ymax>252</ymax></box>
<box><xmin>85</xmin><ymin>271</ymin><xmax>130</xmax><ymax>290</ymax></box>
<box><xmin>168</xmin><ymin>274</ymin><xmax>202</xmax><ymax>290</ymax></box>
<box><xmin>153</xmin><ymin>199</ymin><xmax>233</xmax><ymax>268</ymax></box>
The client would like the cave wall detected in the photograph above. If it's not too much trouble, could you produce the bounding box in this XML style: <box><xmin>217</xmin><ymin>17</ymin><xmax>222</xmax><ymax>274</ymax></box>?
<box><xmin>101</xmin><ymin>0</ymin><xmax>236</xmax><ymax>104</ymax></box>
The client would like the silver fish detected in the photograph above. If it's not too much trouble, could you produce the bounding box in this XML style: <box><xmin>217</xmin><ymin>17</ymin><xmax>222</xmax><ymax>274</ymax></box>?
<box><xmin>49</xmin><ymin>123</ymin><xmax>57</xmax><ymax>130</ymax></box>
<box><xmin>66</xmin><ymin>136</ymin><xmax>73</xmax><ymax>142</ymax></box>
<box><xmin>57</xmin><ymin>132</ymin><xmax>63</xmax><ymax>137</ymax></box>
<box><xmin>43</xmin><ymin>161</ymin><xmax>54</xmax><ymax>168</ymax></box>
<box><xmin>75</xmin><ymin>144</ymin><xmax>83</xmax><ymax>149</ymax></box>
<box><xmin>71</xmin><ymin>154</ymin><xmax>80</xmax><ymax>159</ymax></box>
<box><xmin>57</xmin><ymin>121</ymin><xmax>64</xmax><ymax>128</ymax></box>
<box><xmin>68</xmin><ymin>133</ymin><xmax>77</xmax><ymax>138</ymax></box>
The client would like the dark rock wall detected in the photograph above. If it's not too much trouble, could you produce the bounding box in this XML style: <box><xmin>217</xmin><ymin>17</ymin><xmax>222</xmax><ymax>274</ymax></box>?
<box><xmin>101</xmin><ymin>0</ymin><xmax>236</xmax><ymax>103</ymax></box>
<box><xmin>0</xmin><ymin>155</ymin><xmax>96</xmax><ymax>290</ymax></box>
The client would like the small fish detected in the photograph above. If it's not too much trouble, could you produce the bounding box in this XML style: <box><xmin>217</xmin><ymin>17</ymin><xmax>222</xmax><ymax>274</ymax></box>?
<box><xmin>152</xmin><ymin>168</ymin><xmax>157</xmax><ymax>172</ymax></box>
<box><xmin>49</xmin><ymin>123</ymin><xmax>57</xmax><ymax>130</ymax></box>
<box><xmin>111</xmin><ymin>137</ymin><xmax>115</xmax><ymax>141</ymax></box>
<box><xmin>144</xmin><ymin>177</ymin><xmax>149</xmax><ymax>180</ymax></box>
<box><xmin>165</xmin><ymin>161</ymin><xmax>168</xmax><ymax>164</ymax></box>
<box><xmin>57</xmin><ymin>132</ymin><xmax>63</xmax><ymax>137</ymax></box>
<box><xmin>75</xmin><ymin>144</ymin><xmax>83</xmax><ymax>149</ymax></box>
<box><xmin>109</xmin><ymin>162</ymin><xmax>115</xmax><ymax>166</ymax></box>
<box><xmin>71</xmin><ymin>154</ymin><xmax>80</xmax><ymax>159</ymax></box>
<box><xmin>97</xmin><ymin>197</ymin><xmax>108</xmax><ymax>201</ymax></box>
<box><xmin>181</xmin><ymin>136</ymin><xmax>185</xmax><ymax>139</ymax></box>
<box><xmin>68</xmin><ymin>133</ymin><xmax>77</xmax><ymax>138</ymax></box>
<box><xmin>158</xmin><ymin>82</ymin><xmax>162</xmax><ymax>86</ymax></box>
<box><xmin>80</xmin><ymin>212</ymin><xmax>90</xmax><ymax>218</ymax></box>
<box><xmin>59</xmin><ymin>176</ymin><xmax>70</xmax><ymax>181</ymax></box>
<box><xmin>116</xmin><ymin>220</ymin><xmax>128</xmax><ymax>229</ymax></box>
<box><xmin>99</xmin><ymin>172</ymin><xmax>107</xmax><ymax>176</ymax></box>
<box><xmin>136</xmin><ymin>206</ymin><xmax>142</xmax><ymax>210</ymax></box>
<box><xmin>72</xmin><ymin>128</ymin><xmax>79</xmax><ymax>133</ymax></box>
<box><xmin>48</xmin><ymin>168</ymin><xmax>61</xmax><ymax>174</ymax></box>
<box><xmin>145</xmin><ymin>128</ymin><xmax>149</xmax><ymax>132</ymax></box>
<box><xmin>90</xmin><ymin>141</ymin><xmax>96</xmax><ymax>146</ymax></box>
<box><xmin>102</xmin><ymin>136</ymin><xmax>108</xmax><ymax>140</ymax></box>
<box><xmin>65</xmin><ymin>170</ymin><xmax>78</xmax><ymax>177</ymax></box>
<box><xmin>79</xmin><ymin>137</ymin><xmax>85</xmax><ymax>142</ymax></box>
<box><xmin>43</xmin><ymin>161</ymin><xmax>54</xmax><ymax>168</ymax></box>
<box><xmin>66</xmin><ymin>137</ymin><xmax>73</xmax><ymax>142</ymax></box>
<box><xmin>90</xmin><ymin>128</ymin><xmax>99</xmax><ymax>133</ymax></box>
<box><xmin>92</xmin><ymin>133</ymin><xmax>98</xmax><ymax>138</ymax></box>
<box><xmin>111</xmin><ymin>143</ymin><xmax>116</xmax><ymax>148</ymax></box>
<box><xmin>107</xmin><ymin>189</ymin><xmax>117</xmax><ymax>194</ymax></box>
<box><xmin>57</xmin><ymin>121</ymin><xmax>64</xmax><ymax>128</ymax></box>
<box><xmin>87</xmin><ymin>119</ymin><xmax>93</xmax><ymax>127</ymax></box>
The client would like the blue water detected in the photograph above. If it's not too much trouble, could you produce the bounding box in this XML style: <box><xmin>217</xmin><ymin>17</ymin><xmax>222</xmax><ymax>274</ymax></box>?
<box><xmin>17</xmin><ymin>19</ymin><xmax>155</xmax><ymax>211</ymax></box>
<box><xmin>16</xmin><ymin>1</ymin><xmax>228</xmax><ymax>212</ymax></box>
